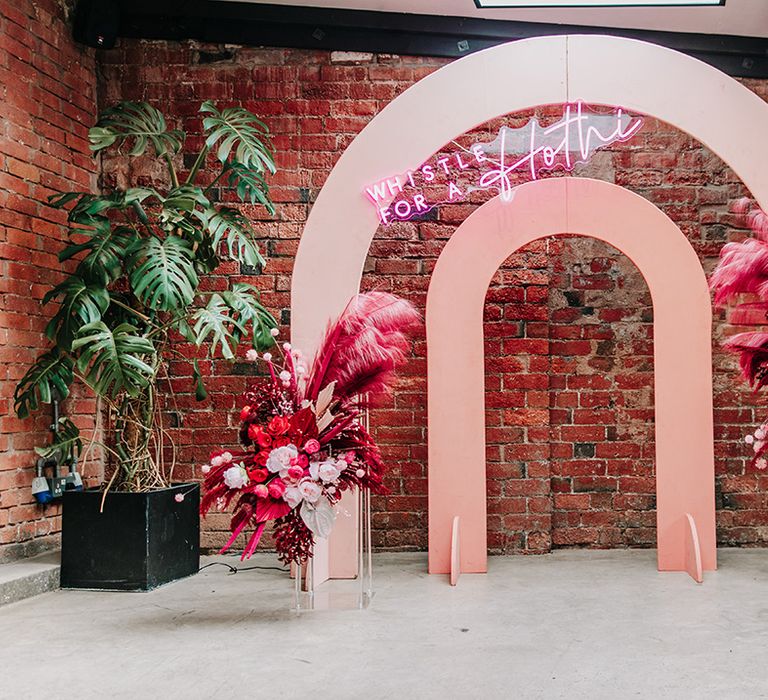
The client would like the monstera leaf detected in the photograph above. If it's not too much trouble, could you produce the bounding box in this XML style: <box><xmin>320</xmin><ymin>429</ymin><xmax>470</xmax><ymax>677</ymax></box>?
<box><xmin>220</xmin><ymin>283</ymin><xmax>277</xmax><ymax>349</ymax></box>
<box><xmin>127</xmin><ymin>235</ymin><xmax>199</xmax><ymax>311</ymax></box>
<box><xmin>72</xmin><ymin>322</ymin><xmax>156</xmax><ymax>398</ymax></box>
<box><xmin>204</xmin><ymin>207</ymin><xmax>265</xmax><ymax>269</ymax></box>
<box><xmin>200</xmin><ymin>101</ymin><xmax>276</xmax><ymax>173</ymax></box>
<box><xmin>34</xmin><ymin>416</ymin><xmax>83</xmax><ymax>465</ymax></box>
<box><xmin>158</xmin><ymin>185</ymin><xmax>210</xmax><ymax>236</ymax></box>
<box><xmin>89</xmin><ymin>101</ymin><xmax>184</xmax><ymax>156</ymax></box>
<box><xmin>192</xmin><ymin>294</ymin><xmax>246</xmax><ymax>360</ymax></box>
<box><xmin>60</xmin><ymin>220</ymin><xmax>135</xmax><ymax>286</ymax></box>
<box><xmin>43</xmin><ymin>276</ymin><xmax>110</xmax><ymax>350</ymax></box>
<box><xmin>224</xmin><ymin>161</ymin><xmax>274</xmax><ymax>212</ymax></box>
<box><xmin>14</xmin><ymin>350</ymin><xmax>75</xmax><ymax>418</ymax></box>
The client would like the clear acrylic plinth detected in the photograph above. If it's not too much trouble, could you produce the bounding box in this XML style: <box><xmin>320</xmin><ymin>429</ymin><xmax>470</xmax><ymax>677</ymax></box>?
<box><xmin>291</xmin><ymin>486</ymin><xmax>373</xmax><ymax>613</ymax></box>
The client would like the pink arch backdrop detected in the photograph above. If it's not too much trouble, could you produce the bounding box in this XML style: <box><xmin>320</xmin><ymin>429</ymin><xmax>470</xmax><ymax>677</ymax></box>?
<box><xmin>291</xmin><ymin>35</ymin><xmax>768</xmax><ymax>584</ymax></box>
<box><xmin>427</xmin><ymin>177</ymin><xmax>714</xmax><ymax>579</ymax></box>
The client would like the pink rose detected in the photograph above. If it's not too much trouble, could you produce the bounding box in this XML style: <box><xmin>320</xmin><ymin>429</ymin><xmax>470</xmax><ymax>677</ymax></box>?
<box><xmin>298</xmin><ymin>478</ymin><xmax>322</xmax><ymax>503</ymax></box>
<box><xmin>286</xmin><ymin>466</ymin><xmax>304</xmax><ymax>483</ymax></box>
<box><xmin>297</xmin><ymin>453</ymin><xmax>309</xmax><ymax>468</ymax></box>
<box><xmin>304</xmin><ymin>439</ymin><xmax>321</xmax><ymax>455</ymax></box>
<box><xmin>268</xmin><ymin>478</ymin><xmax>286</xmax><ymax>499</ymax></box>
<box><xmin>254</xmin><ymin>484</ymin><xmax>269</xmax><ymax>498</ymax></box>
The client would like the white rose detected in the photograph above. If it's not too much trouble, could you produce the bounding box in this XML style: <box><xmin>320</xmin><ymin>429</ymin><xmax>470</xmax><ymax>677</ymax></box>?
<box><xmin>298</xmin><ymin>478</ymin><xmax>322</xmax><ymax>503</ymax></box>
<box><xmin>283</xmin><ymin>486</ymin><xmax>303</xmax><ymax>509</ymax></box>
<box><xmin>223</xmin><ymin>465</ymin><xmax>249</xmax><ymax>490</ymax></box>
<box><xmin>318</xmin><ymin>461</ymin><xmax>341</xmax><ymax>484</ymax></box>
<box><xmin>266</xmin><ymin>444</ymin><xmax>298</xmax><ymax>473</ymax></box>
<box><xmin>308</xmin><ymin>460</ymin><xmax>322</xmax><ymax>480</ymax></box>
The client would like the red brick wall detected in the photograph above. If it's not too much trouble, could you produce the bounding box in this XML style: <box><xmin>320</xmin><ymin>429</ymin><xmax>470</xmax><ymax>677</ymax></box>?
<box><xmin>96</xmin><ymin>40</ymin><xmax>768</xmax><ymax>555</ymax></box>
<box><xmin>0</xmin><ymin>0</ymin><xmax>102</xmax><ymax>562</ymax></box>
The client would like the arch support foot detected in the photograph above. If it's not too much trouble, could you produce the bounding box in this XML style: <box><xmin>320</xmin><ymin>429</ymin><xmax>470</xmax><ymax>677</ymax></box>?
<box><xmin>450</xmin><ymin>516</ymin><xmax>460</xmax><ymax>586</ymax></box>
<box><xmin>684</xmin><ymin>513</ymin><xmax>704</xmax><ymax>584</ymax></box>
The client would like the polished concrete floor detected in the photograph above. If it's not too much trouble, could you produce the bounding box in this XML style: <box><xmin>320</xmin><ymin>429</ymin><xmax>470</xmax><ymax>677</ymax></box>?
<box><xmin>2</xmin><ymin>549</ymin><xmax>768</xmax><ymax>699</ymax></box>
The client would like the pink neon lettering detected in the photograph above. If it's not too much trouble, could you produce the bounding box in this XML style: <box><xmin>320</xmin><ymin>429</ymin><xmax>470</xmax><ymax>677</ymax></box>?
<box><xmin>455</xmin><ymin>153</ymin><xmax>470</xmax><ymax>170</ymax></box>
<box><xmin>365</xmin><ymin>180</ymin><xmax>389</xmax><ymax>204</ymax></box>
<box><xmin>394</xmin><ymin>200</ymin><xmax>411</xmax><ymax>218</ymax></box>
<box><xmin>471</xmin><ymin>145</ymin><xmax>486</xmax><ymax>164</ymax></box>
<box><xmin>386</xmin><ymin>178</ymin><xmax>403</xmax><ymax>196</ymax></box>
<box><xmin>364</xmin><ymin>102</ymin><xmax>644</xmax><ymax>225</ymax></box>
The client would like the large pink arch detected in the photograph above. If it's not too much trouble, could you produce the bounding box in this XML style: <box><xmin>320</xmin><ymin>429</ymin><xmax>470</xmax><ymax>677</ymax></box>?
<box><xmin>292</xmin><ymin>35</ymin><xmax>766</xmax><ymax>582</ymax></box>
<box><xmin>427</xmin><ymin>177</ymin><xmax>716</xmax><ymax>576</ymax></box>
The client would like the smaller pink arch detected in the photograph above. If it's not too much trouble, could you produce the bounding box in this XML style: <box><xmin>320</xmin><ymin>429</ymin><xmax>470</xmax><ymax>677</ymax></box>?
<box><xmin>427</xmin><ymin>177</ymin><xmax>716</xmax><ymax>576</ymax></box>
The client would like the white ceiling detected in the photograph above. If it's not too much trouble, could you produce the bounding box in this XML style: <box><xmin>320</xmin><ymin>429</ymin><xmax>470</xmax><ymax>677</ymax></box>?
<box><xmin>230</xmin><ymin>0</ymin><xmax>768</xmax><ymax>39</ymax></box>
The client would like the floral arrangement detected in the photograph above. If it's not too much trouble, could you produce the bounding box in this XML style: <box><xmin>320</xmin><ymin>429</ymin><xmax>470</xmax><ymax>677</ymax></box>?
<box><xmin>200</xmin><ymin>292</ymin><xmax>420</xmax><ymax>564</ymax></box>
<box><xmin>710</xmin><ymin>198</ymin><xmax>768</xmax><ymax>470</ymax></box>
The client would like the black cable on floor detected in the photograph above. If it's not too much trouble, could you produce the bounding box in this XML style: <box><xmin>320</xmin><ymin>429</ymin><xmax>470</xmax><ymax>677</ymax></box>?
<box><xmin>199</xmin><ymin>561</ymin><xmax>289</xmax><ymax>574</ymax></box>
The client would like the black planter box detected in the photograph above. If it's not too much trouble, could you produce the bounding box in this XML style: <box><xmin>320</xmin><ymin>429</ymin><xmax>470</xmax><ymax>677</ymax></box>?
<box><xmin>61</xmin><ymin>483</ymin><xmax>200</xmax><ymax>591</ymax></box>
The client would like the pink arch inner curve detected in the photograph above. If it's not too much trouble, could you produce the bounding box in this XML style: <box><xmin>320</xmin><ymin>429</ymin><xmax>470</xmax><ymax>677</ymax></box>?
<box><xmin>427</xmin><ymin>177</ymin><xmax>716</xmax><ymax>576</ymax></box>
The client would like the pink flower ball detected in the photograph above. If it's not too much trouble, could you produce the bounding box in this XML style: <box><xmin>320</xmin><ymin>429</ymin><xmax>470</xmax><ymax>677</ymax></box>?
<box><xmin>279</xmin><ymin>370</ymin><xmax>291</xmax><ymax>383</ymax></box>
<box><xmin>254</xmin><ymin>484</ymin><xmax>269</xmax><ymax>498</ymax></box>
<box><xmin>746</xmin><ymin>435</ymin><xmax>755</xmax><ymax>444</ymax></box>
<box><xmin>282</xmin><ymin>342</ymin><xmax>291</xmax><ymax>351</ymax></box>
<box><xmin>270</xmin><ymin>328</ymin><xmax>280</xmax><ymax>337</ymax></box>
<box><xmin>211</xmin><ymin>455</ymin><xmax>224</xmax><ymax>468</ymax></box>
<box><xmin>757</xmin><ymin>458</ymin><xmax>768</xmax><ymax>470</ymax></box>
<box><xmin>245</xmin><ymin>349</ymin><xmax>259</xmax><ymax>362</ymax></box>
<box><xmin>263</xmin><ymin>352</ymin><xmax>272</xmax><ymax>362</ymax></box>
<box><xmin>174</xmin><ymin>493</ymin><xmax>184</xmax><ymax>503</ymax></box>
<box><xmin>201</xmin><ymin>464</ymin><xmax>211</xmax><ymax>474</ymax></box>
<box><xmin>304</xmin><ymin>438</ymin><xmax>321</xmax><ymax>455</ymax></box>
<box><xmin>355</xmin><ymin>468</ymin><xmax>365</xmax><ymax>478</ymax></box>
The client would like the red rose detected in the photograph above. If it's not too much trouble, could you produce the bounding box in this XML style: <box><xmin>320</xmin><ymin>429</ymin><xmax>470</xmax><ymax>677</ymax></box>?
<box><xmin>240</xmin><ymin>405</ymin><xmax>252</xmax><ymax>422</ymax></box>
<box><xmin>268</xmin><ymin>416</ymin><xmax>291</xmax><ymax>435</ymax></box>
<box><xmin>249</xmin><ymin>468</ymin><xmax>269</xmax><ymax>483</ymax></box>
<box><xmin>256</xmin><ymin>432</ymin><xmax>272</xmax><ymax>449</ymax></box>
<box><xmin>272</xmin><ymin>436</ymin><xmax>290</xmax><ymax>448</ymax></box>
<box><xmin>297</xmin><ymin>453</ymin><xmax>309</xmax><ymax>468</ymax></box>
<box><xmin>247</xmin><ymin>424</ymin><xmax>262</xmax><ymax>441</ymax></box>
<box><xmin>255</xmin><ymin>451</ymin><xmax>269</xmax><ymax>467</ymax></box>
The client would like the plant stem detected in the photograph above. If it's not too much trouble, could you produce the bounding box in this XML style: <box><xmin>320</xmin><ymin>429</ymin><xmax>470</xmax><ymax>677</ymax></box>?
<box><xmin>163</xmin><ymin>152</ymin><xmax>180</xmax><ymax>189</ymax></box>
<box><xmin>203</xmin><ymin>167</ymin><xmax>226</xmax><ymax>197</ymax></box>
<box><xmin>185</xmin><ymin>144</ymin><xmax>209</xmax><ymax>185</ymax></box>
<box><xmin>111</xmin><ymin>298</ymin><xmax>152</xmax><ymax>324</ymax></box>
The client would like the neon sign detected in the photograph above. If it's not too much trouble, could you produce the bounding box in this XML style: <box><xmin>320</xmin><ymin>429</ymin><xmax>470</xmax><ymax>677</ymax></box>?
<box><xmin>364</xmin><ymin>101</ymin><xmax>643</xmax><ymax>224</ymax></box>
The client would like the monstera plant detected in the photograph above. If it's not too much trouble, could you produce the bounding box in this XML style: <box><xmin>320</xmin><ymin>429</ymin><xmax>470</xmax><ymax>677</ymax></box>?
<box><xmin>15</xmin><ymin>101</ymin><xmax>278</xmax><ymax>493</ymax></box>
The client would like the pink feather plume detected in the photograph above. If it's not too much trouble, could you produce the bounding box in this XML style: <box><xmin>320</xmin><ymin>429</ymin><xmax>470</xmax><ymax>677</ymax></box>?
<box><xmin>724</xmin><ymin>331</ymin><xmax>768</xmax><ymax>389</ymax></box>
<box><xmin>305</xmin><ymin>292</ymin><xmax>420</xmax><ymax>406</ymax></box>
<box><xmin>710</xmin><ymin>238</ymin><xmax>768</xmax><ymax>307</ymax></box>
